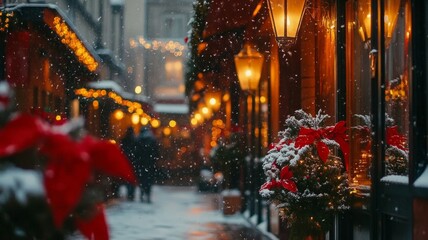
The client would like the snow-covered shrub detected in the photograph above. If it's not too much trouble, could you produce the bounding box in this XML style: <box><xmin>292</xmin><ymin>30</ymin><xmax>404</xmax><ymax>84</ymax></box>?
<box><xmin>259</xmin><ymin>110</ymin><xmax>350</xmax><ymax>239</ymax></box>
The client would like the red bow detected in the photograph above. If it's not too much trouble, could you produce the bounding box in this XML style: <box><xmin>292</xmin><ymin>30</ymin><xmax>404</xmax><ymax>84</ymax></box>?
<box><xmin>386</xmin><ymin>126</ymin><xmax>407</xmax><ymax>151</ymax></box>
<box><xmin>260</xmin><ymin>166</ymin><xmax>297</xmax><ymax>193</ymax></box>
<box><xmin>294</xmin><ymin>121</ymin><xmax>349</xmax><ymax>170</ymax></box>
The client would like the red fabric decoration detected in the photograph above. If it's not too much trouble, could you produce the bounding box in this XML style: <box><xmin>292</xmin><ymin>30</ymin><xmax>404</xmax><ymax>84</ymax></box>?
<box><xmin>386</xmin><ymin>126</ymin><xmax>408</xmax><ymax>151</ymax></box>
<box><xmin>0</xmin><ymin>113</ymin><xmax>47</xmax><ymax>157</ymax></box>
<box><xmin>75</xmin><ymin>204</ymin><xmax>109</xmax><ymax>240</ymax></box>
<box><xmin>81</xmin><ymin>136</ymin><xmax>137</xmax><ymax>184</ymax></box>
<box><xmin>260</xmin><ymin>166</ymin><xmax>297</xmax><ymax>193</ymax></box>
<box><xmin>294</xmin><ymin>121</ymin><xmax>349</xmax><ymax>170</ymax></box>
<box><xmin>323</xmin><ymin>121</ymin><xmax>350</xmax><ymax>170</ymax></box>
<box><xmin>41</xmin><ymin>133</ymin><xmax>92</xmax><ymax>227</ymax></box>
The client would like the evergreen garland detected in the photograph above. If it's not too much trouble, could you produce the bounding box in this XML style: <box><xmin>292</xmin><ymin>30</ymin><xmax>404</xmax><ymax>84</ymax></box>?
<box><xmin>185</xmin><ymin>0</ymin><xmax>210</xmax><ymax>95</ymax></box>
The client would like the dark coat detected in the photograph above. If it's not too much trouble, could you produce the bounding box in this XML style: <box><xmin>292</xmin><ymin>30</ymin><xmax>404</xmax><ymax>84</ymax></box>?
<box><xmin>135</xmin><ymin>127</ymin><xmax>159</xmax><ymax>186</ymax></box>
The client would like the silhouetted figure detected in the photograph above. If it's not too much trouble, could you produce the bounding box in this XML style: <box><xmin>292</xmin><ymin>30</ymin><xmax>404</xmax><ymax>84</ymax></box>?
<box><xmin>119</xmin><ymin>127</ymin><xmax>137</xmax><ymax>200</ymax></box>
<box><xmin>135</xmin><ymin>126</ymin><xmax>159</xmax><ymax>203</ymax></box>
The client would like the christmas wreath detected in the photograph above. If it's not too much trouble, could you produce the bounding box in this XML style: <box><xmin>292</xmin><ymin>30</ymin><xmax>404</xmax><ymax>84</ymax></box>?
<box><xmin>259</xmin><ymin>110</ymin><xmax>350</xmax><ymax>239</ymax></box>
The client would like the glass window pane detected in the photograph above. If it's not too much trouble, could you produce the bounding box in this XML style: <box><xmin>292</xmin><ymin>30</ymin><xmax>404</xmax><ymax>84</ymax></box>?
<box><xmin>346</xmin><ymin>0</ymin><xmax>373</xmax><ymax>189</ymax></box>
<box><xmin>384</xmin><ymin>0</ymin><xmax>410</xmax><ymax>177</ymax></box>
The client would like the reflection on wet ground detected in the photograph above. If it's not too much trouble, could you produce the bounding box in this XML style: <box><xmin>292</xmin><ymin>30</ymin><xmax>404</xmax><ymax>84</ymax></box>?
<box><xmin>187</xmin><ymin>222</ymin><xmax>270</xmax><ymax>240</ymax></box>
<box><xmin>101</xmin><ymin>185</ymin><xmax>272</xmax><ymax>240</ymax></box>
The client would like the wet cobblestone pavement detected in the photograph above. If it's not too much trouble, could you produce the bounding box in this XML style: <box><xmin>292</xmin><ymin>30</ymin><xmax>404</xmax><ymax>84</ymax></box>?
<box><xmin>102</xmin><ymin>185</ymin><xmax>272</xmax><ymax>240</ymax></box>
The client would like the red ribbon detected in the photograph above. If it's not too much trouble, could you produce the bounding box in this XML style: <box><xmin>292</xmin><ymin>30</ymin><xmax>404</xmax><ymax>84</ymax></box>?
<box><xmin>386</xmin><ymin>126</ymin><xmax>407</xmax><ymax>151</ymax></box>
<box><xmin>260</xmin><ymin>166</ymin><xmax>297</xmax><ymax>193</ymax></box>
<box><xmin>294</xmin><ymin>121</ymin><xmax>349</xmax><ymax>170</ymax></box>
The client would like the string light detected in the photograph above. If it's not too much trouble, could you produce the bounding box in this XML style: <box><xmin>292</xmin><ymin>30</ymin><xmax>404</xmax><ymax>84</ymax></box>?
<box><xmin>0</xmin><ymin>11</ymin><xmax>14</xmax><ymax>32</ymax></box>
<box><xmin>75</xmin><ymin>88</ymin><xmax>159</xmax><ymax>124</ymax></box>
<box><xmin>51</xmin><ymin>17</ymin><xmax>98</xmax><ymax>72</ymax></box>
<box><xmin>130</xmin><ymin>36</ymin><xmax>186</xmax><ymax>56</ymax></box>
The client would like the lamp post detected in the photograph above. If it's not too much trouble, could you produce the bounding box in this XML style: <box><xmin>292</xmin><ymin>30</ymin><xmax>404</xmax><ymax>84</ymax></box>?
<box><xmin>266</xmin><ymin>0</ymin><xmax>306</xmax><ymax>46</ymax></box>
<box><xmin>234</xmin><ymin>43</ymin><xmax>264</xmax><ymax>216</ymax></box>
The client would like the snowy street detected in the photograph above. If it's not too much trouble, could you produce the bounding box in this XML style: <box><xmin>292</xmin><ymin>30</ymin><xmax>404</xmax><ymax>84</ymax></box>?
<box><xmin>71</xmin><ymin>185</ymin><xmax>272</xmax><ymax>240</ymax></box>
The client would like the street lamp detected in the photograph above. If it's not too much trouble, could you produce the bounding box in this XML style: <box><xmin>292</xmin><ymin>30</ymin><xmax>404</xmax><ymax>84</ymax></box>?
<box><xmin>266</xmin><ymin>0</ymin><xmax>306</xmax><ymax>45</ymax></box>
<box><xmin>234</xmin><ymin>43</ymin><xmax>264</xmax><ymax>93</ymax></box>
<box><xmin>234</xmin><ymin>43</ymin><xmax>264</xmax><ymax>216</ymax></box>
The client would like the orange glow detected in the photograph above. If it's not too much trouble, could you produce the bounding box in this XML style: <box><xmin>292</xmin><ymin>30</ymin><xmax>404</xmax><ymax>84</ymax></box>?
<box><xmin>50</xmin><ymin>16</ymin><xmax>98</xmax><ymax>72</ymax></box>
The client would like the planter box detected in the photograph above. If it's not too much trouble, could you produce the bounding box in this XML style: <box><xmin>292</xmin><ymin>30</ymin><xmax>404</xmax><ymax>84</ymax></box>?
<box><xmin>221</xmin><ymin>189</ymin><xmax>241</xmax><ymax>215</ymax></box>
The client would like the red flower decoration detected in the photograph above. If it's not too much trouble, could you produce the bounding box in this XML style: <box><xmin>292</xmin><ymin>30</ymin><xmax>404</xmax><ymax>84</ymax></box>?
<box><xmin>41</xmin><ymin>133</ymin><xmax>92</xmax><ymax>227</ymax></box>
<box><xmin>82</xmin><ymin>136</ymin><xmax>137</xmax><ymax>184</ymax></box>
<box><xmin>0</xmin><ymin>114</ymin><xmax>47</xmax><ymax>157</ymax></box>
<box><xmin>260</xmin><ymin>166</ymin><xmax>297</xmax><ymax>193</ymax></box>
<box><xmin>386</xmin><ymin>126</ymin><xmax>407</xmax><ymax>151</ymax></box>
<box><xmin>75</xmin><ymin>204</ymin><xmax>109</xmax><ymax>240</ymax></box>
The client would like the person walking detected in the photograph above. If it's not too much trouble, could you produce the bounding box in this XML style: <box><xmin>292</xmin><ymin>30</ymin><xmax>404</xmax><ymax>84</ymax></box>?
<box><xmin>135</xmin><ymin>126</ymin><xmax>159</xmax><ymax>203</ymax></box>
<box><xmin>119</xmin><ymin>127</ymin><xmax>138</xmax><ymax>200</ymax></box>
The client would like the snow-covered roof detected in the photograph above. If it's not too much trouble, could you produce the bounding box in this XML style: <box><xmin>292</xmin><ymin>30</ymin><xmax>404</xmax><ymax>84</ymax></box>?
<box><xmin>154</xmin><ymin>103</ymin><xmax>188</xmax><ymax>114</ymax></box>
<box><xmin>87</xmin><ymin>80</ymin><xmax>151</xmax><ymax>104</ymax></box>
<box><xmin>88</xmin><ymin>80</ymin><xmax>124</xmax><ymax>93</ymax></box>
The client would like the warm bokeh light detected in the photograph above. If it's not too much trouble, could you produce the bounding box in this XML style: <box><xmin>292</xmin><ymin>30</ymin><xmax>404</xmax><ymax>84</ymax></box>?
<box><xmin>169</xmin><ymin>120</ymin><xmax>177</xmax><ymax>128</ymax></box>
<box><xmin>163</xmin><ymin>127</ymin><xmax>171</xmax><ymax>136</ymax></box>
<box><xmin>114</xmin><ymin>110</ymin><xmax>124</xmax><ymax>120</ymax></box>
<box><xmin>151</xmin><ymin>119</ymin><xmax>161</xmax><ymax>128</ymax></box>
<box><xmin>202</xmin><ymin>107</ymin><xmax>210</xmax><ymax>115</ymax></box>
<box><xmin>195</xmin><ymin>113</ymin><xmax>202</xmax><ymax>121</ymax></box>
<box><xmin>131</xmin><ymin>113</ymin><xmax>140</xmax><ymax>125</ymax></box>
<box><xmin>135</xmin><ymin>86</ymin><xmax>142</xmax><ymax>94</ymax></box>
<box><xmin>222</xmin><ymin>93</ymin><xmax>230</xmax><ymax>102</ymax></box>
<box><xmin>140</xmin><ymin>116</ymin><xmax>149</xmax><ymax>125</ymax></box>
<box><xmin>209</xmin><ymin>97</ymin><xmax>217</xmax><ymax>106</ymax></box>
<box><xmin>92</xmin><ymin>100</ymin><xmax>99</xmax><ymax>109</ymax></box>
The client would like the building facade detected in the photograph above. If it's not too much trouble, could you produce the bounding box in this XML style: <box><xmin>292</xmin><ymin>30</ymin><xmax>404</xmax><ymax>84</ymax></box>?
<box><xmin>186</xmin><ymin>0</ymin><xmax>428</xmax><ymax>239</ymax></box>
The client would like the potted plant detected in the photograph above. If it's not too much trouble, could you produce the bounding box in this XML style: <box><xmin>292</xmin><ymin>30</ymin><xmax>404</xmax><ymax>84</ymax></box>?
<box><xmin>259</xmin><ymin>110</ymin><xmax>350</xmax><ymax>239</ymax></box>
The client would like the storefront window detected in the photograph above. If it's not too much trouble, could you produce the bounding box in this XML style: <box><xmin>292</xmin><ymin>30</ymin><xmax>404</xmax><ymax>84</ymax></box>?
<box><xmin>346</xmin><ymin>0</ymin><xmax>411</xmax><ymax>190</ymax></box>
<box><xmin>346</xmin><ymin>0</ymin><xmax>373</xmax><ymax>189</ymax></box>
<box><xmin>383</xmin><ymin>0</ymin><xmax>410</xmax><ymax>178</ymax></box>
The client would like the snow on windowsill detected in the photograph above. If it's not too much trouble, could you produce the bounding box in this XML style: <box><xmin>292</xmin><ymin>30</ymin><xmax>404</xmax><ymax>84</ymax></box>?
<box><xmin>380</xmin><ymin>175</ymin><xmax>408</xmax><ymax>185</ymax></box>
<box><xmin>414</xmin><ymin>165</ymin><xmax>428</xmax><ymax>189</ymax></box>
